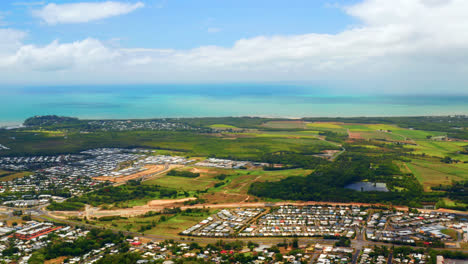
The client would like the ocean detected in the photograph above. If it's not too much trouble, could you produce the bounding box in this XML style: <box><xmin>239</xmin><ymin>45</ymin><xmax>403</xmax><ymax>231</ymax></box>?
<box><xmin>1</xmin><ymin>84</ymin><xmax>467</xmax><ymax>126</ymax></box>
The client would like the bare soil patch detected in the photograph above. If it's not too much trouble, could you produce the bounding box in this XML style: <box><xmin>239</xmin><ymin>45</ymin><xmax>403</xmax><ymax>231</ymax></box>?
<box><xmin>93</xmin><ymin>165</ymin><xmax>165</xmax><ymax>183</ymax></box>
<box><xmin>45</xmin><ymin>257</ymin><xmax>68</xmax><ymax>264</ymax></box>
<box><xmin>348</xmin><ymin>131</ymin><xmax>363</xmax><ymax>139</ymax></box>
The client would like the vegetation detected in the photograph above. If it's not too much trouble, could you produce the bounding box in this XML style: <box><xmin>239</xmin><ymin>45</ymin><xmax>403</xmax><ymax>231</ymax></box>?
<box><xmin>28</xmin><ymin>229</ymin><xmax>127</xmax><ymax>263</ymax></box>
<box><xmin>5</xmin><ymin>115</ymin><xmax>468</xmax><ymax>210</ymax></box>
<box><xmin>49</xmin><ymin>180</ymin><xmax>178</xmax><ymax>209</ymax></box>
<box><xmin>249</xmin><ymin>150</ymin><xmax>425</xmax><ymax>206</ymax></box>
<box><xmin>167</xmin><ymin>169</ymin><xmax>200</xmax><ymax>178</ymax></box>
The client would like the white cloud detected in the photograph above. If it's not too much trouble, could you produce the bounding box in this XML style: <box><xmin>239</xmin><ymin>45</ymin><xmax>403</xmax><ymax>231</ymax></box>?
<box><xmin>4</xmin><ymin>38</ymin><xmax>119</xmax><ymax>71</ymax></box>
<box><xmin>13</xmin><ymin>1</ymin><xmax>45</xmax><ymax>7</ymax></box>
<box><xmin>1</xmin><ymin>0</ymin><xmax>468</xmax><ymax>93</ymax></box>
<box><xmin>33</xmin><ymin>1</ymin><xmax>144</xmax><ymax>25</ymax></box>
<box><xmin>0</xmin><ymin>28</ymin><xmax>26</xmax><ymax>56</ymax></box>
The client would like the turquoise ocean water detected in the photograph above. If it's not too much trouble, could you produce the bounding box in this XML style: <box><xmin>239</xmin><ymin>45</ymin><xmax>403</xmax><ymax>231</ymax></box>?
<box><xmin>1</xmin><ymin>84</ymin><xmax>467</xmax><ymax>126</ymax></box>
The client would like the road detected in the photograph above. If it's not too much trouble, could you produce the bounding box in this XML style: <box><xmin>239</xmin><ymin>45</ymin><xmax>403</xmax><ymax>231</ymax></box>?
<box><xmin>352</xmin><ymin>249</ymin><xmax>361</xmax><ymax>264</ymax></box>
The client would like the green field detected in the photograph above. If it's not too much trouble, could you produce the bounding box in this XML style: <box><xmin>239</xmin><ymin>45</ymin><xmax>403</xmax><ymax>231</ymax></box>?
<box><xmin>145</xmin><ymin>175</ymin><xmax>218</xmax><ymax>191</ymax></box>
<box><xmin>144</xmin><ymin>166</ymin><xmax>312</xmax><ymax>195</ymax></box>
<box><xmin>406</xmin><ymin>162</ymin><xmax>464</xmax><ymax>191</ymax></box>
<box><xmin>364</xmin><ymin>124</ymin><xmax>401</xmax><ymax>131</ymax></box>
<box><xmin>221</xmin><ymin>168</ymin><xmax>312</xmax><ymax>194</ymax></box>
<box><xmin>305</xmin><ymin>122</ymin><xmax>348</xmax><ymax>134</ymax></box>
<box><xmin>412</xmin><ymin>159</ymin><xmax>468</xmax><ymax>179</ymax></box>
<box><xmin>358</xmin><ymin>131</ymin><xmax>406</xmax><ymax>141</ymax></box>
<box><xmin>0</xmin><ymin>170</ymin><xmax>32</xmax><ymax>182</ymax></box>
<box><xmin>0</xmin><ymin>129</ymin><xmax>337</xmax><ymax>159</ymax></box>
<box><xmin>392</xmin><ymin>129</ymin><xmax>446</xmax><ymax>140</ymax></box>
<box><xmin>146</xmin><ymin>213</ymin><xmax>212</xmax><ymax>236</ymax></box>
<box><xmin>7</xmin><ymin>115</ymin><xmax>468</xmax><ymax>215</ymax></box>
<box><xmin>342</xmin><ymin>124</ymin><xmax>374</xmax><ymax>131</ymax></box>
<box><xmin>406</xmin><ymin>140</ymin><xmax>468</xmax><ymax>161</ymax></box>
<box><xmin>262</xmin><ymin>120</ymin><xmax>307</xmax><ymax>129</ymax></box>
<box><xmin>91</xmin><ymin>210</ymin><xmax>214</xmax><ymax>237</ymax></box>
<box><xmin>209</xmin><ymin>124</ymin><xmax>240</xmax><ymax>129</ymax></box>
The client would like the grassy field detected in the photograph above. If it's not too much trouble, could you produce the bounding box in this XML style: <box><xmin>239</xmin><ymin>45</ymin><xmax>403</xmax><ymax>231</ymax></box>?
<box><xmin>0</xmin><ymin>130</ymin><xmax>337</xmax><ymax>159</ymax></box>
<box><xmin>0</xmin><ymin>170</ymin><xmax>32</xmax><ymax>182</ymax></box>
<box><xmin>405</xmin><ymin>140</ymin><xmax>468</xmax><ymax>161</ymax></box>
<box><xmin>392</xmin><ymin>129</ymin><xmax>446</xmax><ymax>140</ymax></box>
<box><xmin>146</xmin><ymin>213</ymin><xmax>212</xmax><ymax>236</ymax></box>
<box><xmin>406</xmin><ymin>162</ymin><xmax>464</xmax><ymax>191</ymax></box>
<box><xmin>209</xmin><ymin>124</ymin><xmax>240</xmax><ymax>129</ymax></box>
<box><xmin>143</xmin><ymin>166</ymin><xmax>230</xmax><ymax>191</ymax></box>
<box><xmin>342</xmin><ymin>124</ymin><xmax>374</xmax><ymax>131</ymax></box>
<box><xmin>441</xmin><ymin>228</ymin><xmax>459</xmax><ymax>240</ymax></box>
<box><xmin>143</xmin><ymin>166</ymin><xmax>312</xmax><ymax>204</ymax></box>
<box><xmin>221</xmin><ymin>168</ymin><xmax>312</xmax><ymax>195</ymax></box>
<box><xmin>411</xmin><ymin>159</ymin><xmax>468</xmax><ymax>179</ymax></box>
<box><xmin>305</xmin><ymin>122</ymin><xmax>348</xmax><ymax>134</ymax></box>
<box><xmin>145</xmin><ymin>175</ymin><xmax>218</xmax><ymax>191</ymax></box>
<box><xmin>358</xmin><ymin>131</ymin><xmax>406</xmax><ymax>141</ymax></box>
<box><xmin>364</xmin><ymin>124</ymin><xmax>401</xmax><ymax>131</ymax></box>
<box><xmin>240</xmin><ymin>130</ymin><xmax>321</xmax><ymax>139</ymax></box>
<box><xmin>262</xmin><ymin>120</ymin><xmax>307</xmax><ymax>129</ymax></box>
<box><xmin>92</xmin><ymin>210</ymin><xmax>214</xmax><ymax>237</ymax></box>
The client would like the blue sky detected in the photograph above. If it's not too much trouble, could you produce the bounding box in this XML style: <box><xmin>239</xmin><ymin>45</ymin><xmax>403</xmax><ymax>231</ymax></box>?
<box><xmin>0</xmin><ymin>0</ymin><xmax>468</xmax><ymax>94</ymax></box>
<box><xmin>4</xmin><ymin>1</ymin><xmax>359</xmax><ymax>49</ymax></box>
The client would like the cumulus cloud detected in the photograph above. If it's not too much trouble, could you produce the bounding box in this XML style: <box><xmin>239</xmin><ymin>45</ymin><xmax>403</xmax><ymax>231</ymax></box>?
<box><xmin>3</xmin><ymin>38</ymin><xmax>119</xmax><ymax>71</ymax></box>
<box><xmin>1</xmin><ymin>0</ymin><xmax>468</xmax><ymax>92</ymax></box>
<box><xmin>33</xmin><ymin>1</ymin><xmax>144</xmax><ymax>24</ymax></box>
<box><xmin>0</xmin><ymin>28</ymin><xmax>26</xmax><ymax>56</ymax></box>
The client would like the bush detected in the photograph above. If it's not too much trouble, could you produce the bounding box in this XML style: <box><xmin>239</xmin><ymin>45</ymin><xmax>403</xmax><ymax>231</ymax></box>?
<box><xmin>167</xmin><ymin>169</ymin><xmax>200</xmax><ymax>178</ymax></box>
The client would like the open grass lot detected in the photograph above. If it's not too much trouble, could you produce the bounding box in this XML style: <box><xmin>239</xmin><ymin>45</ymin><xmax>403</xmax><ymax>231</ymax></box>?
<box><xmin>406</xmin><ymin>140</ymin><xmax>468</xmax><ymax>161</ymax></box>
<box><xmin>92</xmin><ymin>210</ymin><xmax>215</xmax><ymax>236</ymax></box>
<box><xmin>0</xmin><ymin>129</ymin><xmax>337</xmax><ymax>159</ymax></box>
<box><xmin>411</xmin><ymin>159</ymin><xmax>468</xmax><ymax>179</ymax></box>
<box><xmin>93</xmin><ymin>215</ymin><xmax>162</xmax><ymax>233</ymax></box>
<box><xmin>143</xmin><ymin>167</ymin><xmax>312</xmax><ymax>203</ymax></box>
<box><xmin>239</xmin><ymin>130</ymin><xmax>321</xmax><ymax>139</ymax></box>
<box><xmin>306</xmin><ymin>122</ymin><xmax>343</xmax><ymax>129</ymax></box>
<box><xmin>143</xmin><ymin>166</ymin><xmax>230</xmax><ymax>191</ymax></box>
<box><xmin>262</xmin><ymin>120</ymin><xmax>307</xmax><ymax>129</ymax></box>
<box><xmin>209</xmin><ymin>124</ymin><xmax>240</xmax><ymax>129</ymax></box>
<box><xmin>220</xmin><ymin>168</ymin><xmax>312</xmax><ymax>195</ymax></box>
<box><xmin>364</xmin><ymin>124</ymin><xmax>401</xmax><ymax>131</ymax></box>
<box><xmin>305</xmin><ymin>122</ymin><xmax>348</xmax><ymax>134</ymax></box>
<box><xmin>441</xmin><ymin>228</ymin><xmax>459</xmax><ymax>240</ymax></box>
<box><xmin>441</xmin><ymin>198</ymin><xmax>468</xmax><ymax>208</ymax></box>
<box><xmin>22</xmin><ymin>130</ymin><xmax>66</xmax><ymax>137</ymax></box>
<box><xmin>341</xmin><ymin>124</ymin><xmax>374</xmax><ymax>131</ymax></box>
<box><xmin>358</xmin><ymin>131</ymin><xmax>406</xmax><ymax>141</ymax></box>
<box><xmin>145</xmin><ymin>175</ymin><xmax>217</xmax><ymax>191</ymax></box>
<box><xmin>0</xmin><ymin>170</ymin><xmax>32</xmax><ymax>182</ymax></box>
<box><xmin>406</xmin><ymin>162</ymin><xmax>464</xmax><ymax>191</ymax></box>
<box><xmin>146</xmin><ymin>213</ymin><xmax>213</xmax><ymax>236</ymax></box>
<box><xmin>392</xmin><ymin>129</ymin><xmax>446</xmax><ymax>140</ymax></box>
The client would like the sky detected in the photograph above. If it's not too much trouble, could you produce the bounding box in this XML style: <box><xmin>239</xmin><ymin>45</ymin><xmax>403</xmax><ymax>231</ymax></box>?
<box><xmin>0</xmin><ymin>0</ymin><xmax>468</xmax><ymax>94</ymax></box>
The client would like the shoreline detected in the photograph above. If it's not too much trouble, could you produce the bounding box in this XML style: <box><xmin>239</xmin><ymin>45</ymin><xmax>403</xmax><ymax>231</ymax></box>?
<box><xmin>2</xmin><ymin>113</ymin><xmax>468</xmax><ymax>128</ymax></box>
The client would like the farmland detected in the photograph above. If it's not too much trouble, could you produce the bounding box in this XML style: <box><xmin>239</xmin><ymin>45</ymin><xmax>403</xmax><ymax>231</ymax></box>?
<box><xmin>2</xmin><ymin>115</ymin><xmax>467</xmax><ymax>216</ymax></box>
<box><xmin>406</xmin><ymin>162</ymin><xmax>463</xmax><ymax>191</ymax></box>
